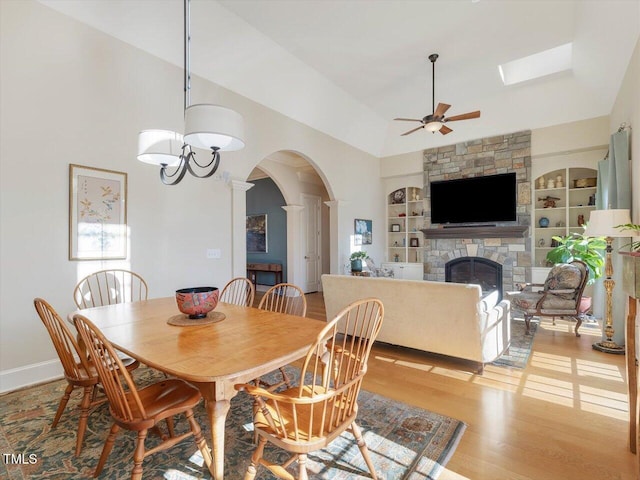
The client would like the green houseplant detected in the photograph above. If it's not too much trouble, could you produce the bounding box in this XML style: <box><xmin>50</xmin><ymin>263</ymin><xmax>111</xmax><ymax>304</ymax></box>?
<box><xmin>616</xmin><ymin>223</ymin><xmax>640</xmax><ymax>252</ymax></box>
<box><xmin>545</xmin><ymin>229</ymin><xmax>606</xmax><ymax>314</ymax></box>
<box><xmin>349</xmin><ymin>251</ymin><xmax>368</xmax><ymax>272</ymax></box>
<box><xmin>545</xmin><ymin>229</ymin><xmax>606</xmax><ymax>285</ymax></box>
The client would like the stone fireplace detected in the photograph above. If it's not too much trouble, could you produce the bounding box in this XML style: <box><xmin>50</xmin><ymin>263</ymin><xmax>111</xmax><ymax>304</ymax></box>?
<box><xmin>445</xmin><ymin>256</ymin><xmax>503</xmax><ymax>300</ymax></box>
<box><xmin>420</xmin><ymin>131</ymin><xmax>533</xmax><ymax>292</ymax></box>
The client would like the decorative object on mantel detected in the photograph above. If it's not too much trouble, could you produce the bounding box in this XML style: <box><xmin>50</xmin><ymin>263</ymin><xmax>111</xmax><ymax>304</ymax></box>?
<box><xmin>393</xmin><ymin>53</ymin><xmax>480</xmax><ymax>136</ymax></box>
<box><xmin>584</xmin><ymin>209</ymin><xmax>637</xmax><ymax>354</ymax></box>
<box><xmin>137</xmin><ymin>0</ymin><xmax>244</xmax><ymax>185</ymax></box>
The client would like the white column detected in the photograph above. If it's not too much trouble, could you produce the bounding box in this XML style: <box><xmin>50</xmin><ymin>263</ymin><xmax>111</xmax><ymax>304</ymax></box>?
<box><xmin>324</xmin><ymin>200</ymin><xmax>349</xmax><ymax>274</ymax></box>
<box><xmin>282</xmin><ymin>205</ymin><xmax>304</xmax><ymax>288</ymax></box>
<box><xmin>229</xmin><ymin>180</ymin><xmax>254</xmax><ymax>278</ymax></box>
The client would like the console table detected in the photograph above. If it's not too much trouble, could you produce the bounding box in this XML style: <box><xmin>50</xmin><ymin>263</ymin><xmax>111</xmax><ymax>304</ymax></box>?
<box><xmin>621</xmin><ymin>252</ymin><xmax>639</xmax><ymax>472</ymax></box>
<box><xmin>247</xmin><ymin>263</ymin><xmax>283</xmax><ymax>286</ymax></box>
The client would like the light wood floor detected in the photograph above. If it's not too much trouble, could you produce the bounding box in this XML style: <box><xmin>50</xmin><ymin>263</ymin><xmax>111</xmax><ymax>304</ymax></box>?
<box><xmin>256</xmin><ymin>291</ymin><xmax>637</xmax><ymax>480</ymax></box>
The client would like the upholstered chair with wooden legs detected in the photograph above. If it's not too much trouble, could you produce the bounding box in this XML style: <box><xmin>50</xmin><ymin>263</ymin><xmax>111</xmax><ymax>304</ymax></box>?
<box><xmin>73</xmin><ymin>269</ymin><xmax>148</xmax><ymax>309</ymax></box>
<box><xmin>73</xmin><ymin>313</ymin><xmax>212</xmax><ymax>480</ymax></box>
<box><xmin>220</xmin><ymin>277</ymin><xmax>256</xmax><ymax>307</ymax></box>
<box><xmin>509</xmin><ymin>260</ymin><xmax>589</xmax><ymax>337</ymax></box>
<box><xmin>256</xmin><ymin>283</ymin><xmax>308</xmax><ymax>391</ymax></box>
<box><xmin>33</xmin><ymin>298</ymin><xmax>139</xmax><ymax>456</ymax></box>
<box><xmin>236</xmin><ymin>297</ymin><xmax>385</xmax><ymax>480</ymax></box>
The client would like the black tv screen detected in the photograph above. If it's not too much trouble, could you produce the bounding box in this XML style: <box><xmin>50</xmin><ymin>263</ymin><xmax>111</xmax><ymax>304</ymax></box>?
<box><xmin>430</xmin><ymin>173</ymin><xmax>517</xmax><ymax>224</ymax></box>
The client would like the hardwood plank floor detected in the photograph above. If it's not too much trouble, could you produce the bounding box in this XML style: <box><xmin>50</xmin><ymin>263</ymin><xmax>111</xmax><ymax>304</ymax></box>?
<box><xmin>255</xmin><ymin>290</ymin><xmax>637</xmax><ymax>480</ymax></box>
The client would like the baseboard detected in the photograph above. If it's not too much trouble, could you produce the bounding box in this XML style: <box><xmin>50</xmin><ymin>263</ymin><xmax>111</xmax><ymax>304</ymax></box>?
<box><xmin>0</xmin><ymin>360</ymin><xmax>63</xmax><ymax>395</ymax></box>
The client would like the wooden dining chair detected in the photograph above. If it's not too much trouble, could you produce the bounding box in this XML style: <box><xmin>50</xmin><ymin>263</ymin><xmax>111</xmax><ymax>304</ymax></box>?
<box><xmin>72</xmin><ymin>313</ymin><xmax>212</xmax><ymax>480</ymax></box>
<box><xmin>73</xmin><ymin>269</ymin><xmax>148</xmax><ymax>309</ymax></box>
<box><xmin>33</xmin><ymin>298</ymin><xmax>139</xmax><ymax>456</ymax></box>
<box><xmin>235</xmin><ymin>297</ymin><xmax>385</xmax><ymax>480</ymax></box>
<box><xmin>220</xmin><ymin>277</ymin><xmax>255</xmax><ymax>307</ymax></box>
<box><xmin>256</xmin><ymin>283</ymin><xmax>308</xmax><ymax>390</ymax></box>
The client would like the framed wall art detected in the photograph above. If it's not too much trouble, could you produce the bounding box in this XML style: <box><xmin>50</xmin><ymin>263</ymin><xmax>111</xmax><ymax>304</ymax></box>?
<box><xmin>354</xmin><ymin>219</ymin><xmax>372</xmax><ymax>245</ymax></box>
<box><xmin>247</xmin><ymin>214</ymin><xmax>268</xmax><ymax>253</ymax></box>
<box><xmin>69</xmin><ymin>164</ymin><xmax>127</xmax><ymax>260</ymax></box>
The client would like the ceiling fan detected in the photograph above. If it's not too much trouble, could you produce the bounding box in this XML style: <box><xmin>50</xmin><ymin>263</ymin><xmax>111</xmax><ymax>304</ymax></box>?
<box><xmin>395</xmin><ymin>53</ymin><xmax>480</xmax><ymax>136</ymax></box>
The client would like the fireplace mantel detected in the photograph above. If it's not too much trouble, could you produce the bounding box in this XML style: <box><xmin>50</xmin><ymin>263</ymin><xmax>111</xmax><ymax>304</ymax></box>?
<box><xmin>420</xmin><ymin>225</ymin><xmax>529</xmax><ymax>239</ymax></box>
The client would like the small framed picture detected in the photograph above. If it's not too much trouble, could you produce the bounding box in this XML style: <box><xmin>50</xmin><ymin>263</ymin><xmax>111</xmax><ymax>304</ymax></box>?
<box><xmin>391</xmin><ymin>224</ymin><xmax>401</xmax><ymax>232</ymax></box>
<box><xmin>410</xmin><ymin>238</ymin><xmax>419</xmax><ymax>247</ymax></box>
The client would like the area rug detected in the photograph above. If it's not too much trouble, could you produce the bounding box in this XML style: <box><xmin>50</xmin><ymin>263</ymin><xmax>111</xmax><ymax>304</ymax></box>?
<box><xmin>0</xmin><ymin>367</ymin><xmax>466</xmax><ymax>480</ymax></box>
<box><xmin>491</xmin><ymin>316</ymin><xmax>538</xmax><ymax>369</ymax></box>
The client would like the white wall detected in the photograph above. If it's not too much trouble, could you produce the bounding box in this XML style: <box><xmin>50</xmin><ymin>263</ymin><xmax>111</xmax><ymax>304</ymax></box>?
<box><xmin>0</xmin><ymin>1</ymin><xmax>381</xmax><ymax>392</ymax></box>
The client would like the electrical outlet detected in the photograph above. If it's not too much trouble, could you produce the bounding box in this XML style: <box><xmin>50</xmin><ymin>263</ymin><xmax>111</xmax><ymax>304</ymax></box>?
<box><xmin>206</xmin><ymin>248</ymin><xmax>221</xmax><ymax>259</ymax></box>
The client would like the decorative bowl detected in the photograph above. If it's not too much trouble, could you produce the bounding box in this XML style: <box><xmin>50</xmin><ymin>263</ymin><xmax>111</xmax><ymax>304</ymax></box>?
<box><xmin>175</xmin><ymin>287</ymin><xmax>219</xmax><ymax>319</ymax></box>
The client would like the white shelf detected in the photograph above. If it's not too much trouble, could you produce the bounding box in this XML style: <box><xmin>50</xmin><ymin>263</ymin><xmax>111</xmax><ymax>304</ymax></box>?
<box><xmin>387</xmin><ymin>186</ymin><xmax>424</xmax><ymax>264</ymax></box>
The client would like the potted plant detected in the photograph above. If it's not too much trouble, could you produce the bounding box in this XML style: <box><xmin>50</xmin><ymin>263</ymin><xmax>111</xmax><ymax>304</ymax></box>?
<box><xmin>616</xmin><ymin>223</ymin><xmax>640</xmax><ymax>253</ymax></box>
<box><xmin>349</xmin><ymin>251</ymin><xmax>368</xmax><ymax>272</ymax></box>
<box><xmin>545</xmin><ymin>228</ymin><xmax>606</xmax><ymax>313</ymax></box>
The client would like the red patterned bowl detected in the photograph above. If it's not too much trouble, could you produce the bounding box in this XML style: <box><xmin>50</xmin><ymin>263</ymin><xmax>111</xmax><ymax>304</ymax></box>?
<box><xmin>175</xmin><ymin>287</ymin><xmax>219</xmax><ymax>319</ymax></box>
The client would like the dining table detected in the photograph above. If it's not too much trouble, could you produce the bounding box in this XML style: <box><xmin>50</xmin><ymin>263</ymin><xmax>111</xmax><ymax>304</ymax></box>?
<box><xmin>69</xmin><ymin>296</ymin><xmax>327</xmax><ymax>479</ymax></box>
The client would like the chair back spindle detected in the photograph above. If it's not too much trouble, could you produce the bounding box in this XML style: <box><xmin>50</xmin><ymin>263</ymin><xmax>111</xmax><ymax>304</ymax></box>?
<box><xmin>73</xmin><ymin>269</ymin><xmax>148</xmax><ymax>309</ymax></box>
<box><xmin>258</xmin><ymin>283</ymin><xmax>307</xmax><ymax>317</ymax></box>
<box><xmin>220</xmin><ymin>277</ymin><xmax>255</xmax><ymax>307</ymax></box>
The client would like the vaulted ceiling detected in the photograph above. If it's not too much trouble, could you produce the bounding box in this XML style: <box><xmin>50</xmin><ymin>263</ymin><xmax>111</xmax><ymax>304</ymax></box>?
<box><xmin>40</xmin><ymin>0</ymin><xmax>640</xmax><ymax>157</ymax></box>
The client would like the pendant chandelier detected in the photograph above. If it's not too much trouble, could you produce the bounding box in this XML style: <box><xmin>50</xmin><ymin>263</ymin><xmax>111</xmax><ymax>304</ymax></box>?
<box><xmin>137</xmin><ymin>0</ymin><xmax>245</xmax><ymax>185</ymax></box>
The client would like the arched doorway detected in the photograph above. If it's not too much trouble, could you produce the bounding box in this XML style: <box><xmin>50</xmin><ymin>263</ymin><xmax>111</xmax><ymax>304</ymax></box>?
<box><xmin>246</xmin><ymin>151</ymin><xmax>331</xmax><ymax>293</ymax></box>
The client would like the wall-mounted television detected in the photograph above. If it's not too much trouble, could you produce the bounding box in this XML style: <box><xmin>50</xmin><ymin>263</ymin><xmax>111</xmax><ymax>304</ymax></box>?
<box><xmin>430</xmin><ymin>173</ymin><xmax>517</xmax><ymax>225</ymax></box>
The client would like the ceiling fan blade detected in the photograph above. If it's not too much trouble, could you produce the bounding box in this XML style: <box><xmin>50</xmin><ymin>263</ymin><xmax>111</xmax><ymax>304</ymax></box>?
<box><xmin>401</xmin><ymin>125</ymin><xmax>425</xmax><ymax>136</ymax></box>
<box><xmin>434</xmin><ymin>103</ymin><xmax>451</xmax><ymax>117</ymax></box>
<box><xmin>444</xmin><ymin>111</ymin><xmax>481</xmax><ymax>122</ymax></box>
<box><xmin>394</xmin><ymin>117</ymin><xmax>423</xmax><ymax>122</ymax></box>
<box><xmin>439</xmin><ymin>125</ymin><xmax>453</xmax><ymax>135</ymax></box>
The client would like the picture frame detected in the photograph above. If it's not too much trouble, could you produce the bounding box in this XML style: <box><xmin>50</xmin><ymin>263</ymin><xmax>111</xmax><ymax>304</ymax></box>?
<box><xmin>69</xmin><ymin>164</ymin><xmax>127</xmax><ymax>260</ymax></box>
<box><xmin>247</xmin><ymin>214</ymin><xmax>268</xmax><ymax>253</ymax></box>
<box><xmin>391</xmin><ymin>223</ymin><xmax>401</xmax><ymax>232</ymax></box>
<box><xmin>410</xmin><ymin>238</ymin><xmax>419</xmax><ymax>247</ymax></box>
<box><xmin>354</xmin><ymin>219</ymin><xmax>372</xmax><ymax>245</ymax></box>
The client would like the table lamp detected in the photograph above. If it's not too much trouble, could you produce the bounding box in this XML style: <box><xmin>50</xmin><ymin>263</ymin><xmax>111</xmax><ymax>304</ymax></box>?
<box><xmin>584</xmin><ymin>208</ymin><xmax>633</xmax><ymax>354</ymax></box>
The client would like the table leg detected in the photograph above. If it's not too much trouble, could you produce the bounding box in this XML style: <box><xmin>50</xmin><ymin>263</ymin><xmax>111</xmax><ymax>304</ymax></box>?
<box><xmin>206</xmin><ymin>398</ymin><xmax>230</xmax><ymax>480</ymax></box>
<box><xmin>626</xmin><ymin>296</ymin><xmax>638</xmax><ymax>459</ymax></box>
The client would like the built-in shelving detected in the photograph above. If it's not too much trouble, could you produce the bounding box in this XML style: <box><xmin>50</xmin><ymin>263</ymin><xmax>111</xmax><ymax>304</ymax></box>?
<box><xmin>534</xmin><ymin>167</ymin><xmax>597</xmax><ymax>266</ymax></box>
<box><xmin>387</xmin><ymin>186</ymin><xmax>423</xmax><ymax>264</ymax></box>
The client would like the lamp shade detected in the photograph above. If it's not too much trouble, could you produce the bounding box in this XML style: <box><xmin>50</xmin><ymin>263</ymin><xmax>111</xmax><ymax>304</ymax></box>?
<box><xmin>584</xmin><ymin>209</ymin><xmax>633</xmax><ymax>238</ymax></box>
<box><xmin>184</xmin><ymin>104</ymin><xmax>245</xmax><ymax>152</ymax></box>
<box><xmin>137</xmin><ymin>130</ymin><xmax>183</xmax><ymax>167</ymax></box>
<box><xmin>425</xmin><ymin>121</ymin><xmax>443</xmax><ymax>132</ymax></box>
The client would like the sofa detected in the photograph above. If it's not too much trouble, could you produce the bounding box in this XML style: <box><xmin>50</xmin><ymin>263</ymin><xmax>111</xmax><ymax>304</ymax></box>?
<box><xmin>321</xmin><ymin>274</ymin><xmax>511</xmax><ymax>372</ymax></box>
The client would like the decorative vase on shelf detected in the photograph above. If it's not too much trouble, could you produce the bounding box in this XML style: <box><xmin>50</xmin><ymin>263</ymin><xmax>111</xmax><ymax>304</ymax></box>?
<box><xmin>538</xmin><ymin>176</ymin><xmax>546</xmax><ymax>189</ymax></box>
<box><xmin>556</xmin><ymin>175</ymin><xmax>563</xmax><ymax>188</ymax></box>
<box><xmin>578</xmin><ymin>214</ymin><xmax>585</xmax><ymax>226</ymax></box>
<box><xmin>350</xmin><ymin>259</ymin><xmax>362</xmax><ymax>272</ymax></box>
<box><xmin>546</xmin><ymin>179</ymin><xmax>555</xmax><ymax>189</ymax></box>
<box><xmin>394</xmin><ymin>254</ymin><xmax>400</xmax><ymax>262</ymax></box>
<box><xmin>539</xmin><ymin>217</ymin><xmax>550</xmax><ymax>228</ymax></box>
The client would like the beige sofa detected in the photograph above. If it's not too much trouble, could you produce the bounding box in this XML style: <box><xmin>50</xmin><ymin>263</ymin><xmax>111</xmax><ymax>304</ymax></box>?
<box><xmin>321</xmin><ymin>274</ymin><xmax>511</xmax><ymax>372</ymax></box>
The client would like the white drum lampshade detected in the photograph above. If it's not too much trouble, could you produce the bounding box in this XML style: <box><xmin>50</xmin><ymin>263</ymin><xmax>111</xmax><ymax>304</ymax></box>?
<box><xmin>584</xmin><ymin>209</ymin><xmax>632</xmax><ymax>238</ymax></box>
<box><xmin>184</xmin><ymin>104</ymin><xmax>245</xmax><ymax>152</ymax></box>
<box><xmin>137</xmin><ymin>130</ymin><xmax>183</xmax><ymax>167</ymax></box>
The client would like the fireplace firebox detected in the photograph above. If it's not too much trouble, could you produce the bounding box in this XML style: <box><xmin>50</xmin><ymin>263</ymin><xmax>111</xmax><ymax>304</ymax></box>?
<box><xmin>445</xmin><ymin>257</ymin><xmax>503</xmax><ymax>301</ymax></box>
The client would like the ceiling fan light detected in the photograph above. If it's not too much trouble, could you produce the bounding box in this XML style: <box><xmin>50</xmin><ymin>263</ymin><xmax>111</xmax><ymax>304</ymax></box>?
<box><xmin>137</xmin><ymin>129</ymin><xmax>183</xmax><ymax>167</ymax></box>
<box><xmin>425</xmin><ymin>121</ymin><xmax>443</xmax><ymax>132</ymax></box>
<box><xmin>184</xmin><ymin>104</ymin><xmax>245</xmax><ymax>151</ymax></box>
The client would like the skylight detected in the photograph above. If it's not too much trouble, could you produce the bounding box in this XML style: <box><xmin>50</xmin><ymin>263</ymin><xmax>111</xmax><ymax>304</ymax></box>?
<box><xmin>498</xmin><ymin>43</ymin><xmax>573</xmax><ymax>86</ymax></box>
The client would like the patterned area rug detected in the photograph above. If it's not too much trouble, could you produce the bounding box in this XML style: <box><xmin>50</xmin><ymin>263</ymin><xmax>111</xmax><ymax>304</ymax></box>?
<box><xmin>492</xmin><ymin>316</ymin><xmax>538</xmax><ymax>369</ymax></box>
<box><xmin>0</xmin><ymin>367</ymin><xmax>466</xmax><ymax>479</ymax></box>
